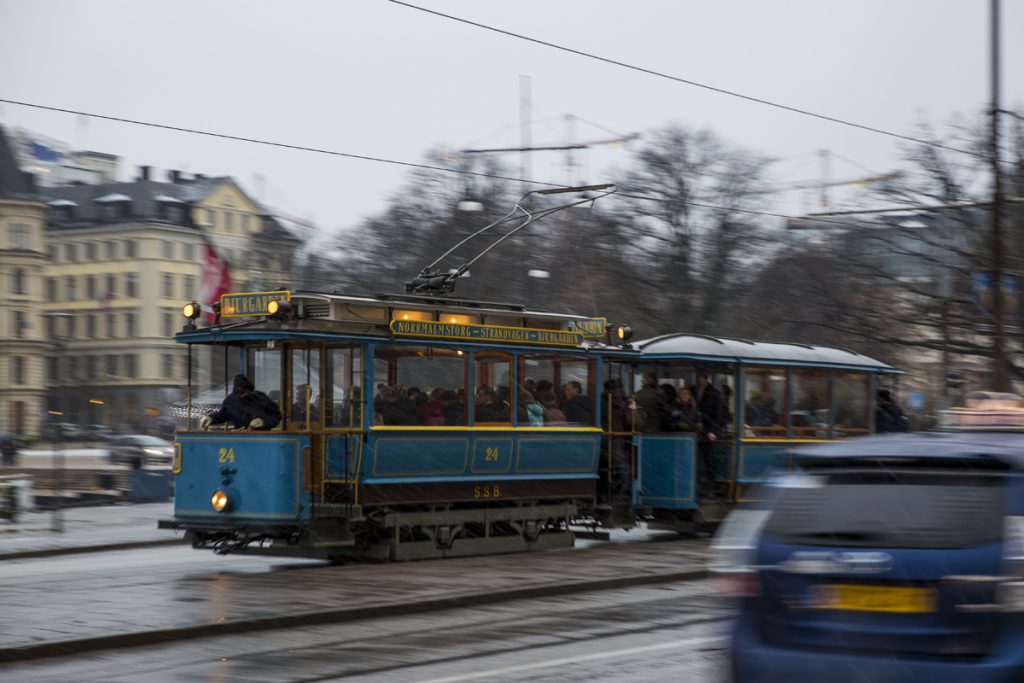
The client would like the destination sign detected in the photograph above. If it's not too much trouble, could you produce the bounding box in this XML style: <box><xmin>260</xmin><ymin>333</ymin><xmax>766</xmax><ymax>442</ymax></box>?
<box><xmin>567</xmin><ymin>317</ymin><xmax>607</xmax><ymax>339</ymax></box>
<box><xmin>220</xmin><ymin>290</ymin><xmax>291</xmax><ymax>318</ymax></box>
<box><xmin>390</xmin><ymin>320</ymin><xmax>582</xmax><ymax>346</ymax></box>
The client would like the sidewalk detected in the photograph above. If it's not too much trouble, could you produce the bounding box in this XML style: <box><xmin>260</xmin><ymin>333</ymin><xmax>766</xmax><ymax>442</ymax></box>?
<box><xmin>0</xmin><ymin>502</ymin><xmax>178</xmax><ymax>560</ymax></box>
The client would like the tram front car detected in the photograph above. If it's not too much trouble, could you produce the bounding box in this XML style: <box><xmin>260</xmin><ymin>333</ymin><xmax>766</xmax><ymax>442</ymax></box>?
<box><xmin>159</xmin><ymin>289</ymin><xmax>631</xmax><ymax>561</ymax></box>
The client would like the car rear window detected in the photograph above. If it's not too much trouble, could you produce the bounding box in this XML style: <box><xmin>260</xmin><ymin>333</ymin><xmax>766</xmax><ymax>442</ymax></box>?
<box><xmin>762</xmin><ymin>468</ymin><xmax>1004</xmax><ymax>549</ymax></box>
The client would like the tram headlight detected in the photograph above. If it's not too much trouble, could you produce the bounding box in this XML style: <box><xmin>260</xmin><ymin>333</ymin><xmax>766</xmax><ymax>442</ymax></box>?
<box><xmin>211</xmin><ymin>489</ymin><xmax>231</xmax><ymax>512</ymax></box>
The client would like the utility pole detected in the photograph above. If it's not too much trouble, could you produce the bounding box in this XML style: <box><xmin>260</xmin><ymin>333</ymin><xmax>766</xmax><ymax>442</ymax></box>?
<box><xmin>520</xmin><ymin>75</ymin><xmax>532</xmax><ymax>191</ymax></box>
<box><xmin>991</xmin><ymin>0</ymin><xmax>1007</xmax><ymax>390</ymax></box>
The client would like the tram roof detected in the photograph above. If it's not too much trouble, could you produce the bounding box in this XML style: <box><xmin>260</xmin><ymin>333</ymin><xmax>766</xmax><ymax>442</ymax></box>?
<box><xmin>636</xmin><ymin>333</ymin><xmax>899</xmax><ymax>371</ymax></box>
<box><xmin>288</xmin><ymin>290</ymin><xmax>607</xmax><ymax>324</ymax></box>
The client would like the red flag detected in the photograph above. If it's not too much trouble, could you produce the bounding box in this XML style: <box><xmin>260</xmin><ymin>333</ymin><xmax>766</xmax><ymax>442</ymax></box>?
<box><xmin>199</xmin><ymin>240</ymin><xmax>232</xmax><ymax>323</ymax></box>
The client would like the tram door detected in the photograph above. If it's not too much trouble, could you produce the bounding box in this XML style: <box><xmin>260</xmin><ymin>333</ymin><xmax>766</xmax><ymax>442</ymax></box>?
<box><xmin>600</xmin><ymin>360</ymin><xmax>636</xmax><ymax>504</ymax></box>
<box><xmin>289</xmin><ymin>345</ymin><xmax>325</xmax><ymax>505</ymax></box>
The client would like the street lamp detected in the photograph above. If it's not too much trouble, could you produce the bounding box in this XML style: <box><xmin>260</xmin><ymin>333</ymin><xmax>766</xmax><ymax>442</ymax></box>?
<box><xmin>42</xmin><ymin>311</ymin><xmax>73</xmax><ymax>534</ymax></box>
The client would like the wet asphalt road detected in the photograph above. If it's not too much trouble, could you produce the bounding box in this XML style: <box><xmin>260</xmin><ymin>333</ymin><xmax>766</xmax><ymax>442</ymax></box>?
<box><xmin>2</xmin><ymin>578</ymin><xmax>731</xmax><ymax>682</ymax></box>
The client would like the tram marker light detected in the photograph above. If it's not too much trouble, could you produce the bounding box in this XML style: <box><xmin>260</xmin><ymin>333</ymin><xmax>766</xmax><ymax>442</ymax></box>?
<box><xmin>182</xmin><ymin>301</ymin><xmax>201</xmax><ymax>331</ymax></box>
<box><xmin>267</xmin><ymin>299</ymin><xmax>293</xmax><ymax>318</ymax></box>
<box><xmin>183</xmin><ymin>301</ymin><xmax>201</xmax><ymax>320</ymax></box>
<box><xmin>617</xmin><ymin>325</ymin><xmax>633</xmax><ymax>347</ymax></box>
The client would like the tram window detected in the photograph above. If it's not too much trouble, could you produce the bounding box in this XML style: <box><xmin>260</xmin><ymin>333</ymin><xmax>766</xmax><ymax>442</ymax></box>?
<box><xmin>834</xmin><ymin>372</ymin><xmax>869</xmax><ymax>435</ymax></box>
<box><xmin>519</xmin><ymin>355</ymin><xmax>594</xmax><ymax>426</ymax></box>
<box><xmin>744</xmin><ymin>367</ymin><xmax>786</xmax><ymax>436</ymax></box>
<box><xmin>326</xmin><ymin>347</ymin><xmax>363</xmax><ymax>428</ymax></box>
<box><xmin>473</xmin><ymin>352</ymin><xmax>511</xmax><ymax>424</ymax></box>
<box><xmin>791</xmin><ymin>368</ymin><xmax>830</xmax><ymax>438</ymax></box>
<box><xmin>290</xmin><ymin>347</ymin><xmax>322</xmax><ymax>428</ymax></box>
<box><xmin>248</xmin><ymin>347</ymin><xmax>282</xmax><ymax>406</ymax></box>
<box><xmin>373</xmin><ymin>346</ymin><xmax>466</xmax><ymax>426</ymax></box>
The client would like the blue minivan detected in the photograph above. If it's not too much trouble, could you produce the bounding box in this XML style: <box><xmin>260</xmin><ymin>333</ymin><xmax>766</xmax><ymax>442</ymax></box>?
<box><xmin>715</xmin><ymin>395</ymin><xmax>1024</xmax><ymax>682</ymax></box>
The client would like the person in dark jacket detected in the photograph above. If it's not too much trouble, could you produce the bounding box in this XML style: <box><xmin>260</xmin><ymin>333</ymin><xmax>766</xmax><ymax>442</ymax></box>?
<box><xmin>875</xmin><ymin>389</ymin><xmax>908</xmax><ymax>432</ymax></box>
<box><xmin>562</xmin><ymin>381</ymin><xmax>593</xmax><ymax>425</ymax></box>
<box><xmin>632</xmin><ymin>372</ymin><xmax>663</xmax><ymax>433</ymax></box>
<box><xmin>693</xmin><ymin>373</ymin><xmax>725</xmax><ymax>497</ymax></box>
<box><xmin>201</xmin><ymin>374</ymin><xmax>282</xmax><ymax>430</ymax></box>
<box><xmin>666</xmin><ymin>387</ymin><xmax>700</xmax><ymax>432</ymax></box>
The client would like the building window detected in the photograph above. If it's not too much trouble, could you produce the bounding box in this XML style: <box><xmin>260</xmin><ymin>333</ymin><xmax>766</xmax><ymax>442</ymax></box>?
<box><xmin>66</xmin><ymin>316</ymin><xmax>76</xmax><ymax>338</ymax></box>
<box><xmin>162</xmin><ymin>273</ymin><xmax>173</xmax><ymax>298</ymax></box>
<box><xmin>162</xmin><ymin>240</ymin><xmax>174</xmax><ymax>259</ymax></box>
<box><xmin>106</xmin><ymin>274</ymin><xmax>117</xmax><ymax>297</ymax></box>
<box><xmin>163</xmin><ymin>354</ymin><xmax>174</xmax><ymax>379</ymax></box>
<box><xmin>86</xmin><ymin>314</ymin><xmax>96</xmax><ymax>338</ymax></box>
<box><xmin>184</xmin><ymin>243</ymin><xmax>197</xmax><ymax>261</ymax></box>
<box><xmin>183</xmin><ymin>275</ymin><xmax>195</xmax><ymax>297</ymax></box>
<box><xmin>125</xmin><ymin>239</ymin><xmax>137</xmax><ymax>258</ymax></box>
<box><xmin>86</xmin><ymin>274</ymin><xmax>97</xmax><ymax>300</ymax></box>
<box><xmin>107</xmin><ymin>355</ymin><xmax>118</xmax><ymax>378</ymax></box>
<box><xmin>125</xmin><ymin>311</ymin><xmax>136</xmax><ymax>337</ymax></box>
<box><xmin>163</xmin><ymin>205</ymin><xmax>184</xmax><ymax>223</ymax></box>
<box><xmin>66</xmin><ymin>356</ymin><xmax>77</xmax><ymax>382</ymax></box>
<box><xmin>85</xmin><ymin>356</ymin><xmax>95</xmax><ymax>381</ymax></box>
<box><xmin>47</xmin><ymin>277</ymin><xmax>57</xmax><ymax>301</ymax></box>
<box><xmin>243</xmin><ymin>214</ymin><xmax>252</xmax><ymax>232</ymax></box>
<box><xmin>106</xmin><ymin>241</ymin><xmax>117</xmax><ymax>259</ymax></box>
<box><xmin>12</xmin><ymin>356</ymin><xmax>24</xmax><ymax>385</ymax></box>
<box><xmin>107</xmin><ymin>313</ymin><xmax>116</xmax><ymax>338</ymax></box>
<box><xmin>10</xmin><ymin>224</ymin><xmax>30</xmax><ymax>249</ymax></box>
<box><xmin>48</xmin><ymin>245</ymin><xmax>57</xmax><ymax>261</ymax></box>
<box><xmin>162</xmin><ymin>311</ymin><xmax>173</xmax><ymax>338</ymax></box>
<box><xmin>65</xmin><ymin>275</ymin><xmax>76</xmax><ymax>301</ymax></box>
<box><xmin>13</xmin><ymin>311</ymin><xmax>26</xmax><ymax>339</ymax></box>
<box><xmin>124</xmin><ymin>354</ymin><xmax>137</xmax><ymax>378</ymax></box>
<box><xmin>12</xmin><ymin>268</ymin><xmax>25</xmax><ymax>294</ymax></box>
<box><xmin>65</xmin><ymin>243</ymin><xmax>77</xmax><ymax>262</ymax></box>
<box><xmin>85</xmin><ymin>242</ymin><xmax>97</xmax><ymax>261</ymax></box>
<box><xmin>48</xmin><ymin>356</ymin><xmax>58</xmax><ymax>382</ymax></box>
<box><xmin>125</xmin><ymin>272</ymin><xmax>138</xmax><ymax>298</ymax></box>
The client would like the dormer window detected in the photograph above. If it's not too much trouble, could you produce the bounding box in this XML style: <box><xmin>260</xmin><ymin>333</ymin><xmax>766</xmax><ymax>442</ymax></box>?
<box><xmin>154</xmin><ymin>194</ymin><xmax>186</xmax><ymax>223</ymax></box>
<box><xmin>95</xmin><ymin>193</ymin><xmax>132</xmax><ymax>221</ymax></box>
<box><xmin>47</xmin><ymin>198</ymin><xmax>77</xmax><ymax>223</ymax></box>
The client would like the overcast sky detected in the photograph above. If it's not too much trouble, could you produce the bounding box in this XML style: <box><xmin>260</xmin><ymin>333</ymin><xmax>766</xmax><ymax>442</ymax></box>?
<box><xmin>1</xmin><ymin>0</ymin><xmax>1022</xmax><ymax>238</ymax></box>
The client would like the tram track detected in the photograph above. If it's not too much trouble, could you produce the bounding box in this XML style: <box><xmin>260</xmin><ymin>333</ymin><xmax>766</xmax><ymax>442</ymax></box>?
<box><xmin>0</xmin><ymin>563</ymin><xmax>709</xmax><ymax>663</ymax></box>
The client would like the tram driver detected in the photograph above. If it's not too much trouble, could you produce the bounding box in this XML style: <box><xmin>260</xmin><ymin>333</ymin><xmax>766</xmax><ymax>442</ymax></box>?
<box><xmin>200</xmin><ymin>374</ymin><xmax>282</xmax><ymax>431</ymax></box>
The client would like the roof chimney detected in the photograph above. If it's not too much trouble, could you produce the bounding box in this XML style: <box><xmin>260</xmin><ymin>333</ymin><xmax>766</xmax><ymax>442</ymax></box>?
<box><xmin>137</xmin><ymin>165</ymin><xmax>151</xmax><ymax>181</ymax></box>
<box><xmin>169</xmin><ymin>169</ymin><xmax>181</xmax><ymax>184</ymax></box>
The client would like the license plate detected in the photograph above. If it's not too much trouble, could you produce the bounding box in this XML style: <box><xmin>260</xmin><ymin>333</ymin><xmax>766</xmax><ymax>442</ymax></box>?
<box><xmin>808</xmin><ymin>584</ymin><xmax>936</xmax><ymax>613</ymax></box>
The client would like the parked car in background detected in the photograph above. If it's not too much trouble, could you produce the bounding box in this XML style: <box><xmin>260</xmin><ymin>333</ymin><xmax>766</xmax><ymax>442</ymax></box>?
<box><xmin>43</xmin><ymin>422</ymin><xmax>86</xmax><ymax>442</ymax></box>
<box><xmin>83</xmin><ymin>424</ymin><xmax>115</xmax><ymax>442</ymax></box>
<box><xmin>108</xmin><ymin>435</ymin><xmax>174</xmax><ymax>469</ymax></box>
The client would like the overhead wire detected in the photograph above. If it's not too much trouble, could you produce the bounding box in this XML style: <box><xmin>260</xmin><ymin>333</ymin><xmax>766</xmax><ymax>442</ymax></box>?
<box><xmin>0</xmin><ymin>97</ymin><xmax>995</xmax><ymax>235</ymax></box>
<box><xmin>0</xmin><ymin>97</ymin><xmax>562</xmax><ymax>190</ymax></box>
<box><xmin>388</xmin><ymin>0</ymin><xmax>999</xmax><ymax>163</ymax></box>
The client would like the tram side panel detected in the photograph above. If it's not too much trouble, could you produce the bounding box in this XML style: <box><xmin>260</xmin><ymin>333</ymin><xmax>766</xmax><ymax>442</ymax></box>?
<box><xmin>357</xmin><ymin>430</ymin><xmax>600</xmax><ymax>506</ymax></box>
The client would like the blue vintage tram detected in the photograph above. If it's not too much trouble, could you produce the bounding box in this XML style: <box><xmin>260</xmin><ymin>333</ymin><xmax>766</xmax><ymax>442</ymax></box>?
<box><xmin>160</xmin><ymin>288</ymin><xmax>900</xmax><ymax>560</ymax></box>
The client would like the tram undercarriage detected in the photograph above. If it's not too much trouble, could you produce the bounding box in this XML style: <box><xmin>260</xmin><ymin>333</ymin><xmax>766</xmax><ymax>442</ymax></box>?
<box><xmin>163</xmin><ymin>500</ymin><xmax>580</xmax><ymax>562</ymax></box>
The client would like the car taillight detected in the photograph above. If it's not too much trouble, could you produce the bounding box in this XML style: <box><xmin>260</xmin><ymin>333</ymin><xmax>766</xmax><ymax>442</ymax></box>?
<box><xmin>710</xmin><ymin>508</ymin><xmax>770</xmax><ymax>598</ymax></box>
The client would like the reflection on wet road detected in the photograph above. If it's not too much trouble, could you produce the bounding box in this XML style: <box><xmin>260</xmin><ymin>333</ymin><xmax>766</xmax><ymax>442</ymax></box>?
<box><xmin>6</xmin><ymin>578</ymin><xmax>729</xmax><ymax>682</ymax></box>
